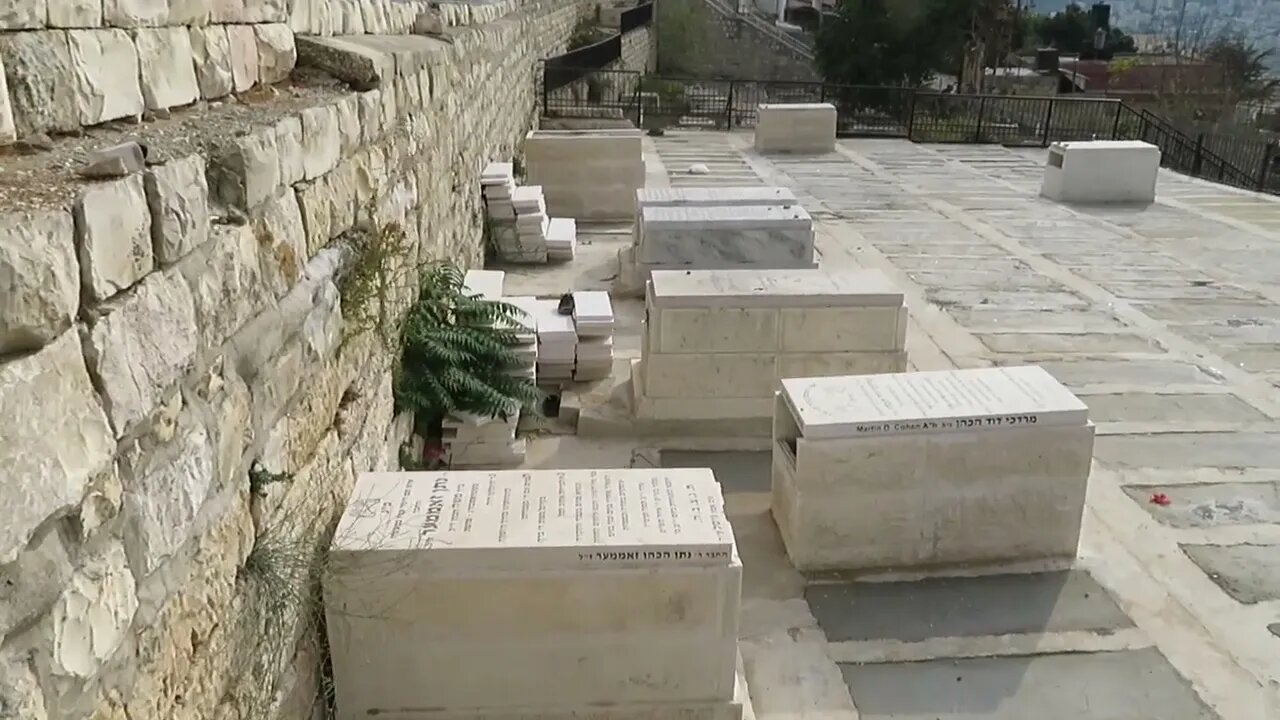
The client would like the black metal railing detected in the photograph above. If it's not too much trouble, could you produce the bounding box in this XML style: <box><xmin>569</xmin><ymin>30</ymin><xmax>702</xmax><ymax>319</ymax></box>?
<box><xmin>544</xmin><ymin>35</ymin><xmax>622</xmax><ymax>92</ymax></box>
<box><xmin>537</xmin><ymin>66</ymin><xmax>1280</xmax><ymax>195</ymax></box>
<box><xmin>620</xmin><ymin>2</ymin><xmax>653</xmax><ymax>34</ymax></box>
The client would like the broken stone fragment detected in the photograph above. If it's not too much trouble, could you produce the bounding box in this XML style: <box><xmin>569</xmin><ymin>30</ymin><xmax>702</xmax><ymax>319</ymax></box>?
<box><xmin>412</xmin><ymin>9</ymin><xmax>443</xmax><ymax>35</ymax></box>
<box><xmin>78</xmin><ymin>141</ymin><xmax>146</xmax><ymax>178</ymax></box>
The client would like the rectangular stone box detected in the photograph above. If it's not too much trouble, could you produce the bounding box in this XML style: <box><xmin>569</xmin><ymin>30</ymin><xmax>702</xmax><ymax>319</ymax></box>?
<box><xmin>326</xmin><ymin>469</ymin><xmax>743</xmax><ymax>718</ymax></box>
<box><xmin>771</xmin><ymin>367</ymin><xmax>1095</xmax><ymax>571</ymax></box>
<box><xmin>1040</xmin><ymin>140</ymin><xmax>1161</xmax><ymax>205</ymax></box>
<box><xmin>524</xmin><ymin>129</ymin><xmax>644</xmax><ymax>220</ymax></box>
<box><xmin>633</xmin><ymin>269</ymin><xmax>908</xmax><ymax>422</ymax></box>
<box><xmin>634</xmin><ymin>187</ymin><xmax>801</xmax><ymax>251</ymax></box>
<box><xmin>754</xmin><ymin>103</ymin><xmax>837</xmax><ymax>154</ymax></box>
<box><xmin>637</xmin><ymin>205</ymin><xmax>816</xmax><ymax>268</ymax></box>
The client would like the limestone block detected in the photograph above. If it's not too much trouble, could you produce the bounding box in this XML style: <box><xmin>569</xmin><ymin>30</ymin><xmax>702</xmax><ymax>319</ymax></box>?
<box><xmin>47</xmin><ymin>0</ymin><xmax>103</xmax><ymax>26</ymax></box>
<box><xmin>1</xmin><ymin>0</ymin><xmax>46</xmax><ymax>28</ymax></box>
<box><xmin>753</xmin><ymin>103</ymin><xmax>836</xmax><ymax>154</ymax></box>
<box><xmin>252</xmin><ymin>187</ymin><xmax>307</xmax><ymax>297</ymax></box>
<box><xmin>336</xmin><ymin>0</ymin><xmax>364</xmax><ymax>34</ymax></box>
<box><xmin>254</xmin><ymin>23</ymin><xmax>296</xmax><ymax>85</ymax></box>
<box><xmin>211</xmin><ymin>0</ymin><xmax>288</xmax><ymax>23</ymax></box>
<box><xmin>0</xmin><ymin>527</ymin><xmax>72</xmax><ymax>639</ymax></box>
<box><xmin>0</xmin><ymin>647</ymin><xmax>49</xmax><ymax>720</ymax></box>
<box><xmin>301</xmin><ymin>103</ymin><xmax>340</xmax><ymax>180</ymax></box>
<box><xmin>524</xmin><ymin>129</ymin><xmax>644</xmax><ymax>220</ymax></box>
<box><xmin>177</xmin><ymin>223</ymin><xmax>268</xmax><ymax>351</ymax></box>
<box><xmin>208</xmin><ymin>125</ymin><xmax>280</xmax><ymax>211</ymax></box>
<box><xmin>134</xmin><ymin>27</ymin><xmax>199</xmax><ymax>111</ymax></box>
<box><xmin>226</xmin><ymin>23</ymin><xmax>259</xmax><ymax>92</ymax></box>
<box><xmin>0</xmin><ymin>331</ymin><xmax>114</xmax><ymax>565</ymax></box>
<box><xmin>145</xmin><ymin>154</ymin><xmax>210</xmax><ymax>265</ymax></box>
<box><xmin>0</xmin><ymin>31</ymin><xmax>80</xmax><ymax>136</ymax></box>
<box><xmin>296</xmin><ymin>180</ymin><xmax>333</xmax><ymax>257</ymax></box>
<box><xmin>287</xmin><ymin>0</ymin><xmax>312</xmax><ymax>32</ymax></box>
<box><xmin>0</xmin><ymin>54</ymin><xmax>14</xmax><ymax>144</ymax></box>
<box><xmin>638</xmin><ymin>205</ymin><xmax>814</xmax><ymax>268</ymax></box>
<box><xmin>0</xmin><ymin>210</ymin><xmax>79</xmax><ymax>354</ymax></box>
<box><xmin>776</xmin><ymin>350</ymin><xmax>907</xmax><ymax>380</ymax></box>
<box><xmin>189</xmin><ymin>25</ymin><xmax>233</xmax><ymax>100</ymax></box>
<box><xmin>643</xmin><ymin>353</ymin><xmax>778</xmax><ymax>399</ymax></box>
<box><xmin>103</xmin><ymin>0</ymin><xmax>165</xmax><ymax>26</ymax></box>
<box><xmin>357</xmin><ymin>89</ymin><xmax>382</xmax><ymax>141</ymax></box>
<box><xmin>1040</xmin><ymin>140</ymin><xmax>1161</xmax><ymax>205</ymax></box>
<box><xmin>48</xmin><ymin>540</ymin><xmax>138</xmax><ymax>679</ymax></box>
<box><xmin>74</xmin><ymin>174</ymin><xmax>154</xmax><ymax>302</ymax></box>
<box><xmin>117</xmin><ymin>411</ymin><xmax>217</xmax><ymax>577</ymax></box>
<box><xmin>326</xmin><ymin>469</ymin><xmax>741</xmax><ymax>717</ymax></box>
<box><xmin>772</xmin><ymin>367</ymin><xmax>1095</xmax><ymax>570</ymax></box>
<box><xmin>652</xmin><ymin>308</ymin><xmax>780</xmax><ymax>355</ymax></box>
<box><xmin>635</xmin><ymin>187</ymin><xmax>798</xmax><ymax>212</ymax></box>
<box><xmin>335</xmin><ymin>93</ymin><xmax>361</xmax><ymax>157</ymax></box>
<box><xmin>325</xmin><ymin>159</ymin><xmax>357</xmax><ymax>237</ymax></box>
<box><xmin>275</xmin><ymin>115</ymin><xmax>305</xmax><ymax>186</ymax></box>
<box><xmin>779</xmin><ymin>306</ymin><xmax>908</xmax><ymax>353</ymax></box>
<box><xmin>83</xmin><ymin>269</ymin><xmax>199</xmax><ymax>437</ymax></box>
<box><xmin>166</xmin><ymin>0</ymin><xmax>209</xmax><ymax>25</ymax></box>
<box><xmin>66</xmin><ymin>28</ymin><xmax>143</xmax><ymax>125</ymax></box>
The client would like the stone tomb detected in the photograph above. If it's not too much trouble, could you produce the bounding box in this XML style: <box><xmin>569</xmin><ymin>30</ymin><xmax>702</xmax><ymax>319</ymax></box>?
<box><xmin>524</xmin><ymin>129</ymin><xmax>645</xmax><ymax>221</ymax></box>
<box><xmin>772</xmin><ymin>366</ymin><xmax>1095</xmax><ymax>571</ymax></box>
<box><xmin>632</xmin><ymin>269</ymin><xmax>908</xmax><ymax>423</ymax></box>
<box><xmin>1040</xmin><ymin>140</ymin><xmax>1161</xmax><ymax>205</ymax></box>
<box><xmin>754</xmin><ymin>103</ymin><xmax>838</xmax><ymax>154</ymax></box>
<box><xmin>631</xmin><ymin>186</ymin><xmax>799</xmax><ymax>251</ymax></box>
<box><xmin>637</xmin><ymin>204</ymin><xmax>817</xmax><ymax>270</ymax></box>
<box><xmin>325</xmin><ymin>469</ymin><xmax>748</xmax><ymax>720</ymax></box>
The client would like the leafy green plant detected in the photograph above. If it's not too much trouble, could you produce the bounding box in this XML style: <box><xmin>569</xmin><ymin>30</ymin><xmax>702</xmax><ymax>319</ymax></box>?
<box><xmin>394</xmin><ymin>263</ymin><xmax>542</xmax><ymax>430</ymax></box>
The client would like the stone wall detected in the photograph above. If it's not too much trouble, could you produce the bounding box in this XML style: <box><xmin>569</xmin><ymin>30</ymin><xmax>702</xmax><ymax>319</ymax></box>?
<box><xmin>655</xmin><ymin>0</ymin><xmax>818</xmax><ymax>81</ymax></box>
<box><xmin>0</xmin><ymin>2</ymin><xmax>588</xmax><ymax>718</ymax></box>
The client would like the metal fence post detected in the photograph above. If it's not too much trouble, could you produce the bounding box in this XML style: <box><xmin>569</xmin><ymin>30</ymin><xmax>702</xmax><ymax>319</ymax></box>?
<box><xmin>726</xmin><ymin>80</ymin><xmax>735</xmax><ymax>129</ymax></box>
<box><xmin>1193</xmin><ymin>133</ymin><xmax>1205</xmax><ymax>175</ymax></box>
<box><xmin>1110</xmin><ymin>101</ymin><xmax>1123</xmax><ymax>140</ymax></box>
<box><xmin>1258</xmin><ymin>142</ymin><xmax>1277</xmax><ymax>191</ymax></box>
<box><xmin>1042</xmin><ymin>98</ymin><xmax>1055</xmax><ymax>146</ymax></box>
<box><xmin>974</xmin><ymin>95</ymin><xmax>988</xmax><ymax>143</ymax></box>
<box><xmin>905</xmin><ymin>90</ymin><xmax>918</xmax><ymax>140</ymax></box>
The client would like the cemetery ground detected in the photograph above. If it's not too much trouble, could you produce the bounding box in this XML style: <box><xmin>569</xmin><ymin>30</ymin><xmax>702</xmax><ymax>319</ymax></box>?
<box><xmin>499</xmin><ymin>132</ymin><xmax>1280</xmax><ymax>720</ymax></box>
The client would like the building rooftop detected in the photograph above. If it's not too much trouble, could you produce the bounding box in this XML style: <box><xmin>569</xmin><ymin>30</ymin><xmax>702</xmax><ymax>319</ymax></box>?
<box><xmin>503</xmin><ymin>131</ymin><xmax>1280</xmax><ymax>720</ymax></box>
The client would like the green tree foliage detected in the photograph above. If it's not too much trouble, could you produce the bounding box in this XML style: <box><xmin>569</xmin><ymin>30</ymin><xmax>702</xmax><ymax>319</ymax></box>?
<box><xmin>815</xmin><ymin>0</ymin><xmax>1018</xmax><ymax>87</ymax></box>
<box><xmin>394</xmin><ymin>263</ymin><xmax>541</xmax><ymax>427</ymax></box>
<box><xmin>1026</xmin><ymin>3</ymin><xmax>1137</xmax><ymax>54</ymax></box>
<box><xmin>815</xmin><ymin>0</ymin><xmax>936</xmax><ymax>86</ymax></box>
<box><xmin>1203</xmin><ymin>36</ymin><xmax>1280</xmax><ymax>104</ymax></box>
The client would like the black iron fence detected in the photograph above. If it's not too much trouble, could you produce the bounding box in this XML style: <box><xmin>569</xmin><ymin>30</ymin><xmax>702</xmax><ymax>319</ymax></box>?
<box><xmin>544</xmin><ymin>35</ymin><xmax>623</xmax><ymax>93</ymax></box>
<box><xmin>620</xmin><ymin>2</ymin><xmax>653</xmax><ymax>33</ymax></box>
<box><xmin>538</xmin><ymin>67</ymin><xmax>1280</xmax><ymax>195</ymax></box>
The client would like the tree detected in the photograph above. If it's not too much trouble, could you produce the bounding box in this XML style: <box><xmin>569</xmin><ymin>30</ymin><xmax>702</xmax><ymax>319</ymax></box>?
<box><xmin>1028</xmin><ymin>3</ymin><xmax>1137</xmax><ymax>55</ymax></box>
<box><xmin>1203</xmin><ymin>36</ymin><xmax>1280</xmax><ymax>105</ymax></box>
<box><xmin>815</xmin><ymin>0</ymin><xmax>936</xmax><ymax>86</ymax></box>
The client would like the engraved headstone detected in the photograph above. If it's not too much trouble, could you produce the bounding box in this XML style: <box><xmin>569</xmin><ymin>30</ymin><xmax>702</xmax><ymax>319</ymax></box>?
<box><xmin>332</xmin><ymin>469</ymin><xmax>735</xmax><ymax>572</ymax></box>
<box><xmin>780</xmin><ymin>366</ymin><xmax>1088</xmax><ymax>440</ymax></box>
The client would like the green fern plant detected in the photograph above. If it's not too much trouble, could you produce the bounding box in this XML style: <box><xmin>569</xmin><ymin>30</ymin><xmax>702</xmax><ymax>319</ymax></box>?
<box><xmin>394</xmin><ymin>263</ymin><xmax>542</xmax><ymax>428</ymax></box>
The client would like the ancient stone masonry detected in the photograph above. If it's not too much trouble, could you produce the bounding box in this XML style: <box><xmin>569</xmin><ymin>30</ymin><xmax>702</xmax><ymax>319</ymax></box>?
<box><xmin>0</xmin><ymin>1</ymin><xmax>600</xmax><ymax>718</ymax></box>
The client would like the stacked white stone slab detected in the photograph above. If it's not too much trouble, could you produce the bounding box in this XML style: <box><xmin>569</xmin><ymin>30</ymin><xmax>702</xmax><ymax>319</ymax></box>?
<box><xmin>512</xmin><ymin>185</ymin><xmax>551</xmax><ymax>258</ymax></box>
<box><xmin>754</xmin><ymin>103</ymin><xmax>837</xmax><ymax>154</ymax></box>
<box><xmin>637</xmin><ymin>204</ymin><xmax>817</xmax><ymax>271</ymax></box>
<box><xmin>521</xmin><ymin>298</ymin><xmax>578</xmax><ymax>385</ymax></box>
<box><xmin>772</xmin><ymin>366</ymin><xmax>1095</xmax><ymax>571</ymax></box>
<box><xmin>481</xmin><ymin>162</ymin><xmax>547</xmax><ymax>263</ymax></box>
<box><xmin>572</xmin><ymin>291</ymin><xmax>616</xmax><ymax>382</ymax></box>
<box><xmin>633</xmin><ymin>269</ymin><xmax>908</xmax><ymax>422</ymax></box>
<box><xmin>326</xmin><ymin>469</ymin><xmax>748</xmax><ymax>720</ymax></box>
<box><xmin>1039</xmin><ymin>140</ymin><xmax>1161</xmax><ymax>205</ymax></box>
<box><xmin>443</xmin><ymin>270</ymin><xmax>529</xmax><ymax>468</ymax></box>
<box><xmin>500</xmin><ymin>295</ymin><xmax>540</xmax><ymax>386</ymax></box>
<box><xmin>524</xmin><ymin>129</ymin><xmax>645</xmax><ymax>220</ymax></box>
<box><xmin>545</xmin><ymin>217</ymin><xmax>577</xmax><ymax>262</ymax></box>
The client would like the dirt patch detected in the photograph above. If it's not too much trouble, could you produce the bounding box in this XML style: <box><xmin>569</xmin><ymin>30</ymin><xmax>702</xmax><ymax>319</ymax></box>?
<box><xmin>0</xmin><ymin>68</ymin><xmax>352</xmax><ymax>215</ymax></box>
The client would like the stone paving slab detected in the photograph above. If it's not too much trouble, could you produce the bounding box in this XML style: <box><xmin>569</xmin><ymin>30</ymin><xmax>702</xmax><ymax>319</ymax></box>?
<box><xmin>1181</xmin><ymin>544</ymin><xmax>1280</xmax><ymax>603</ymax></box>
<box><xmin>840</xmin><ymin>649</ymin><xmax>1219</xmax><ymax>720</ymax></box>
<box><xmin>1122</xmin><ymin>482</ymin><xmax>1280</xmax><ymax>528</ymax></box>
<box><xmin>660</xmin><ymin>450</ymin><xmax>772</xmax><ymax>494</ymax></box>
<box><xmin>806</xmin><ymin>571</ymin><xmax>1133</xmax><ymax>643</ymax></box>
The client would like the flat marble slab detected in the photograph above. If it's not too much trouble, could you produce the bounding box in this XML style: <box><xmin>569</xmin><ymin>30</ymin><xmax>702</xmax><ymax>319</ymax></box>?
<box><xmin>649</xmin><ymin>269</ymin><xmax>903</xmax><ymax>308</ymax></box>
<box><xmin>780</xmin><ymin>366</ymin><xmax>1089</xmax><ymax>440</ymax></box>
<box><xmin>639</xmin><ymin>205</ymin><xmax>815</xmax><ymax>266</ymax></box>
<box><xmin>636</xmin><ymin>187</ymin><xmax>798</xmax><ymax>209</ymax></box>
<box><xmin>332</xmin><ymin>469</ymin><xmax>735</xmax><ymax>572</ymax></box>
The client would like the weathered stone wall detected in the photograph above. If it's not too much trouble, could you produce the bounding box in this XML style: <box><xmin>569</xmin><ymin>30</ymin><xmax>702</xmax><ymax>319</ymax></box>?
<box><xmin>655</xmin><ymin>0</ymin><xmax>818</xmax><ymax>81</ymax></box>
<box><xmin>0</xmin><ymin>2</ymin><xmax>587</xmax><ymax>718</ymax></box>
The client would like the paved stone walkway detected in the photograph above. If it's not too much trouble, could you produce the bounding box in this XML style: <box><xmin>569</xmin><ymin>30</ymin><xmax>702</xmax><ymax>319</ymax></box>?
<box><xmin>670</xmin><ymin>133</ymin><xmax>1280</xmax><ymax>719</ymax></box>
